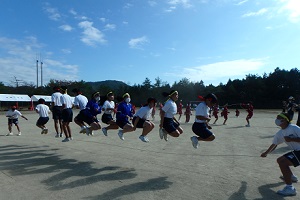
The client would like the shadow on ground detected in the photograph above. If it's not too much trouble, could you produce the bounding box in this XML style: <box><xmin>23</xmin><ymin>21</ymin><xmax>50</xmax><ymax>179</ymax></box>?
<box><xmin>84</xmin><ymin>176</ymin><xmax>172</xmax><ymax>200</ymax></box>
<box><xmin>0</xmin><ymin>144</ymin><xmax>172</xmax><ymax>199</ymax></box>
<box><xmin>227</xmin><ymin>181</ymin><xmax>286</xmax><ymax>200</ymax></box>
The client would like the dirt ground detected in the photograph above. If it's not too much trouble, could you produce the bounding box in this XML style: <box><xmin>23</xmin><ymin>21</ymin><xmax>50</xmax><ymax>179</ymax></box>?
<box><xmin>0</xmin><ymin>109</ymin><xmax>299</xmax><ymax>200</ymax></box>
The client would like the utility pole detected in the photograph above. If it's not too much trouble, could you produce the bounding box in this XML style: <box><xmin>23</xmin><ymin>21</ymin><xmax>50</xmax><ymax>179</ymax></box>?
<box><xmin>36</xmin><ymin>58</ymin><xmax>39</xmax><ymax>88</ymax></box>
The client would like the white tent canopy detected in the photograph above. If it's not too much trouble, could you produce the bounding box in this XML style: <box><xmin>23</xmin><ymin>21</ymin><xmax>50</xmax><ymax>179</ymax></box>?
<box><xmin>31</xmin><ymin>95</ymin><xmax>75</xmax><ymax>103</ymax></box>
<box><xmin>31</xmin><ymin>95</ymin><xmax>52</xmax><ymax>102</ymax></box>
<box><xmin>0</xmin><ymin>94</ymin><xmax>31</xmax><ymax>102</ymax></box>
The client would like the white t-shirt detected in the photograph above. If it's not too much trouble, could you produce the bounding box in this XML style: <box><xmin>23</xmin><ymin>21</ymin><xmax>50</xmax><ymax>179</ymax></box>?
<box><xmin>162</xmin><ymin>100</ymin><xmax>177</xmax><ymax>118</ymax></box>
<box><xmin>272</xmin><ymin>124</ymin><xmax>300</xmax><ymax>151</ymax></box>
<box><xmin>74</xmin><ymin>94</ymin><xmax>88</xmax><ymax>110</ymax></box>
<box><xmin>134</xmin><ymin>106</ymin><xmax>152</xmax><ymax>120</ymax></box>
<box><xmin>102</xmin><ymin>100</ymin><xmax>115</xmax><ymax>114</ymax></box>
<box><xmin>60</xmin><ymin>94</ymin><xmax>73</xmax><ymax>109</ymax></box>
<box><xmin>195</xmin><ymin>102</ymin><xmax>209</xmax><ymax>123</ymax></box>
<box><xmin>36</xmin><ymin>104</ymin><xmax>50</xmax><ymax>117</ymax></box>
<box><xmin>6</xmin><ymin>109</ymin><xmax>22</xmax><ymax>119</ymax></box>
<box><xmin>51</xmin><ymin>92</ymin><xmax>62</xmax><ymax>106</ymax></box>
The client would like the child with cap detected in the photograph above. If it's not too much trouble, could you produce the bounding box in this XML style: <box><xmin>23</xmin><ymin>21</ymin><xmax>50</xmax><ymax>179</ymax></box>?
<box><xmin>6</xmin><ymin>105</ymin><xmax>28</xmax><ymax>136</ymax></box>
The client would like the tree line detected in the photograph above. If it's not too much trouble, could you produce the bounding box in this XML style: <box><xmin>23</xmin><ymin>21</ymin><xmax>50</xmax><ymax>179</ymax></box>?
<box><xmin>0</xmin><ymin>67</ymin><xmax>299</xmax><ymax>109</ymax></box>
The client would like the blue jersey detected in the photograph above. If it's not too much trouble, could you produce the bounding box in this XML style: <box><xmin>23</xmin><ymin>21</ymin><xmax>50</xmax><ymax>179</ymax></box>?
<box><xmin>116</xmin><ymin>101</ymin><xmax>133</xmax><ymax>122</ymax></box>
<box><xmin>85</xmin><ymin>99</ymin><xmax>102</xmax><ymax>117</ymax></box>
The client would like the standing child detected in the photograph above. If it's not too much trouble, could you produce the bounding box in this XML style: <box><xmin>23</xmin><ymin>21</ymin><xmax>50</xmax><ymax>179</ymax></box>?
<box><xmin>235</xmin><ymin>108</ymin><xmax>240</xmax><ymax>117</ymax></box>
<box><xmin>185</xmin><ymin>103</ymin><xmax>192</xmax><ymax>123</ymax></box>
<box><xmin>177</xmin><ymin>100</ymin><xmax>183</xmax><ymax>121</ymax></box>
<box><xmin>212</xmin><ymin>104</ymin><xmax>219</xmax><ymax>124</ymax></box>
<box><xmin>35</xmin><ymin>98</ymin><xmax>51</xmax><ymax>134</ymax></box>
<box><xmin>60</xmin><ymin>86</ymin><xmax>74</xmax><ymax>142</ymax></box>
<box><xmin>241</xmin><ymin>102</ymin><xmax>254</xmax><ymax>127</ymax></box>
<box><xmin>261</xmin><ymin>112</ymin><xmax>300</xmax><ymax>196</ymax></box>
<box><xmin>190</xmin><ymin>94</ymin><xmax>218</xmax><ymax>149</ymax></box>
<box><xmin>6</xmin><ymin>105</ymin><xmax>28</xmax><ymax>136</ymax></box>
<box><xmin>51</xmin><ymin>86</ymin><xmax>63</xmax><ymax>138</ymax></box>
<box><xmin>222</xmin><ymin>104</ymin><xmax>229</xmax><ymax>125</ymax></box>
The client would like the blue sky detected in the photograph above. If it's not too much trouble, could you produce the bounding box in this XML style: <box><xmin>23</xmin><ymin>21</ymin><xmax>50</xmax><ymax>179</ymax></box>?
<box><xmin>0</xmin><ymin>0</ymin><xmax>299</xmax><ymax>87</ymax></box>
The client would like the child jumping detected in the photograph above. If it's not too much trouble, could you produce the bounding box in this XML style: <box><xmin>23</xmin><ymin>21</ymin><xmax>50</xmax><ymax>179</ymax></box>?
<box><xmin>35</xmin><ymin>98</ymin><xmax>51</xmax><ymax>134</ymax></box>
<box><xmin>190</xmin><ymin>93</ymin><xmax>218</xmax><ymax>149</ymax></box>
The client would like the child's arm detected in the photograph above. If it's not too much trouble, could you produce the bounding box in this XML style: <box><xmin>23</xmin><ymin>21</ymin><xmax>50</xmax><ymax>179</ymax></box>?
<box><xmin>284</xmin><ymin>136</ymin><xmax>300</xmax><ymax>143</ymax></box>
<box><xmin>21</xmin><ymin>115</ymin><xmax>28</xmax><ymax>120</ymax></box>
<box><xmin>261</xmin><ymin>144</ymin><xmax>277</xmax><ymax>157</ymax></box>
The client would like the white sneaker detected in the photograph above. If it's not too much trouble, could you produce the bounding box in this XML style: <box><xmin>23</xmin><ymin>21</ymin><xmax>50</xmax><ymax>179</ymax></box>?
<box><xmin>159</xmin><ymin>128</ymin><xmax>164</xmax><ymax>139</ymax></box>
<box><xmin>55</xmin><ymin>133</ymin><xmax>59</xmax><ymax>137</ymax></box>
<box><xmin>280</xmin><ymin>175</ymin><xmax>298</xmax><ymax>183</ymax></box>
<box><xmin>6</xmin><ymin>132</ymin><xmax>13</xmax><ymax>136</ymax></box>
<box><xmin>163</xmin><ymin>129</ymin><xmax>168</xmax><ymax>141</ymax></box>
<box><xmin>44</xmin><ymin>128</ymin><xmax>48</xmax><ymax>134</ymax></box>
<box><xmin>86</xmin><ymin>127</ymin><xmax>91</xmax><ymax>136</ymax></box>
<box><xmin>59</xmin><ymin>133</ymin><xmax>63</xmax><ymax>137</ymax></box>
<box><xmin>102</xmin><ymin>128</ymin><xmax>108</xmax><ymax>136</ymax></box>
<box><xmin>69</xmin><ymin>137</ymin><xmax>73</xmax><ymax>140</ymax></box>
<box><xmin>62</xmin><ymin>138</ymin><xmax>70</xmax><ymax>142</ymax></box>
<box><xmin>17</xmin><ymin>132</ymin><xmax>21</xmax><ymax>136</ymax></box>
<box><xmin>277</xmin><ymin>185</ymin><xmax>297</xmax><ymax>196</ymax></box>
<box><xmin>79</xmin><ymin>126</ymin><xmax>86</xmax><ymax>134</ymax></box>
<box><xmin>118</xmin><ymin>130</ymin><xmax>124</xmax><ymax>140</ymax></box>
<box><xmin>139</xmin><ymin>135</ymin><xmax>149</xmax><ymax>143</ymax></box>
<box><xmin>191</xmin><ymin>136</ymin><xmax>199</xmax><ymax>149</ymax></box>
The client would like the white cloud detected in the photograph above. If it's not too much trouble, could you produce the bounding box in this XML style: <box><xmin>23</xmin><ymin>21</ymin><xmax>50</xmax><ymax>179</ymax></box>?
<box><xmin>167</xmin><ymin>0</ymin><xmax>192</xmax><ymax>9</ymax></box>
<box><xmin>235</xmin><ymin>0</ymin><xmax>248</xmax><ymax>6</ymax></box>
<box><xmin>61</xmin><ymin>49</ymin><xmax>72</xmax><ymax>54</ymax></box>
<box><xmin>104</xmin><ymin>23</ymin><xmax>116</xmax><ymax>31</ymax></box>
<box><xmin>59</xmin><ymin>25</ymin><xmax>73</xmax><ymax>31</ymax></box>
<box><xmin>123</xmin><ymin>21</ymin><xmax>129</xmax><ymax>25</ymax></box>
<box><xmin>99</xmin><ymin>17</ymin><xmax>106</xmax><ymax>23</ymax></box>
<box><xmin>148</xmin><ymin>1</ymin><xmax>157</xmax><ymax>7</ymax></box>
<box><xmin>43</xmin><ymin>3</ymin><xmax>61</xmax><ymax>21</ymax></box>
<box><xmin>164</xmin><ymin>59</ymin><xmax>266</xmax><ymax>85</ymax></box>
<box><xmin>0</xmin><ymin>37</ymin><xmax>79</xmax><ymax>85</ymax></box>
<box><xmin>128</xmin><ymin>36</ymin><xmax>149</xmax><ymax>49</ymax></box>
<box><xmin>69</xmin><ymin>8</ymin><xmax>77</xmax><ymax>15</ymax></box>
<box><xmin>124</xmin><ymin>3</ymin><xmax>133</xmax><ymax>9</ymax></box>
<box><xmin>242</xmin><ymin>8</ymin><xmax>268</xmax><ymax>17</ymax></box>
<box><xmin>78</xmin><ymin>21</ymin><xmax>106</xmax><ymax>46</ymax></box>
<box><xmin>280</xmin><ymin>0</ymin><xmax>300</xmax><ymax>23</ymax></box>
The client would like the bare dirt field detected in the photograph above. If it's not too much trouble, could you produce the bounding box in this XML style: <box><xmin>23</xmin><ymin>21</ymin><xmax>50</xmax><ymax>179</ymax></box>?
<box><xmin>0</xmin><ymin>109</ymin><xmax>299</xmax><ymax>200</ymax></box>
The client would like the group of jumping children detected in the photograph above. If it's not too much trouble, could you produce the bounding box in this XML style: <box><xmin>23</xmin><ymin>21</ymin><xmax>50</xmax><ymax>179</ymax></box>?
<box><xmin>4</xmin><ymin>86</ymin><xmax>300</xmax><ymax>197</ymax></box>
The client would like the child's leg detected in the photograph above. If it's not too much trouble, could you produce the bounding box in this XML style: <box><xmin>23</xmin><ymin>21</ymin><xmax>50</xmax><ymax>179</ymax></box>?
<box><xmin>277</xmin><ymin>156</ymin><xmax>294</xmax><ymax>185</ymax></box>
<box><xmin>66</xmin><ymin>123</ymin><xmax>72</xmax><ymax>137</ymax></box>
<box><xmin>141</xmin><ymin>121</ymin><xmax>154</xmax><ymax>136</ymax></box>
<box><xmin>15</xmin><ymin>124</ymin><xmax>20</xmax><ymax>132</ymax></box>
<box><xmin>246</xmin><ymin>117</ymin><xmax>250</xmax><ymax>125</ymax></box>
<box><xmin>8</xmin><ymin>123</ymin><xmax>12</xmax><ymax>132</ymax></box>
